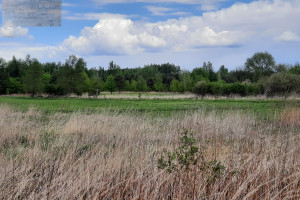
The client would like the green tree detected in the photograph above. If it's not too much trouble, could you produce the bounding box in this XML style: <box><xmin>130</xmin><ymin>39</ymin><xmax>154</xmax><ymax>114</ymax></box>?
<box><xmin>130</xmin><ymin>80</ymin><xmax>137</xmax><ymax>91</ymax></box>
<box><xmin>6</xmin><ymin>77</ymin><xmax>23</xmax><ymax>94</ymax></box>
<box><xmin>265</xmin><ymin>73</ymin><xmax>300</xmax><ymax>99</ymax></box>
<box><xmin>290</xmin><ymin>63</ymin><xmax>300</xmax><ymax>75</ymax></box>
<box><xmin>124</xmin><ymin>80</ymin><xmax>131</xmax><ymax>91</ymax></box>
<box><xmin>108</xmin><ymin>61</ymin><xmax>121</xmax><ymax>76</ymax></box>
<box><xmin>105</xmin><ymin>75</ymin><xmax>117</xmax><ymax>94</ymax></box>
<box><xmin>7</xmin><ymin>56</ymin><xmax>21</xmax><ymax>78</ymax></box>
<box><xmin>73</xmin><ymin>58</ymin><xmax>88</xmax><ymax>96</ymax></box>
<box><xmin>245</xmin><ymin>52</ymin><xmax>276</xmax><ymax>81</ymax></box>
<box><xmin>56</xmin><ymin>55</ymin><xmax>88</xmax><ymax>96</ymax></box>
<box><xmin>0</xmin><ymin>58</ymin><xmax>8</xmax><ymax>94</ymax></box>
<box><xmin>115</xmin><ymin>74</ymin><xmax>125</xmax><ymax>93</ymax></box>
<box><xmin>217</xmin><ymin>65</ymin><xmax>228</xmax><ymax>81</ymax></box>
<box><xmin>136</xmin><ymin>75</ymin><xmax>148</xmax><ymax>92</ymax></box>
<box><xmin>275</xmin><ymin>64</ymin><xmax>288</xmax><ymax>73</ymax></box>
<box><xmin>180</xmin><ymin>71</ymin><xmax>193</xmax><ymax>92</ymax></box>
<box><xmin>146</xmin><ymin>78</ymin><xmax>155</xmax><ymax>91</ymax></box>
<box><xmin>191</xmin><ymin>67</ymin><xmax>209</xmax><ymax>84</ymax></box>
<box><xmin>205</xmin><ymin>62</ymin><xmax>218</xmax><ymax>82</ymax></box>
<box><xmin>56</xmin><ymin>64</ymin><xmax>73</xmax><ymax>95</ymax></box>
<box><xmin>24</xmin><ymin>60</ymin><xmax>44</xmax><ymax>97</ymax></box>
<box><xmin>170</xmin><ymin>79</ymin><xmax>184</xmax><ymax>92</ymax></box>
<box><xmin>154</xmin><ymin>74</ymin><xmax>164</xmax><ymax>92</ymax></box>
<box><xmin>88</xmin><ymin>76</ymin><xmax>104</xmax><ymax>97</ymax></box>
<box><xmin>42</xmin><ymin>73</ymin><xmax>55</xmax><ymax>94</ymax></box>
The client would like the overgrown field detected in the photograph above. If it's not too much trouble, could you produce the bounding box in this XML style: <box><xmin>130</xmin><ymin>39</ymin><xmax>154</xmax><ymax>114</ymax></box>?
<box><xmin>0</xmin><ymin>98</ymin><xmax>300</xmax><ymax>199</ymax></box>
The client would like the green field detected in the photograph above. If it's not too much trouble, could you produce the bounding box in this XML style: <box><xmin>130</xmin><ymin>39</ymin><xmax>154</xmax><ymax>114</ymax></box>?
<box><xmin>1</xmin><ymin>96</ymin><xmax>298</xmax><ymax>118</ymax></box>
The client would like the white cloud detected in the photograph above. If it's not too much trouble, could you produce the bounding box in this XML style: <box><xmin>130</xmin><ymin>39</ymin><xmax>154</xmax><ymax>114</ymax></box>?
<box><xmin>60</xmin><ymin>17</ymin><xmax>168</xmax><ymax>55</ymax></box>
<box><xmin>275</xmin><ymin>31</ymin><xmax>300</xmax><ymax>42</ymax></box>
<box><xmin>61</xmin><ymin>0</ymin><xmax>300</xmax><ymax>56</ymax></box>
<box><xmin>60</xmin><ymin>16</ymin><xmax>245</xmax><ymax>55</ymax></box>
<box><xmin>0</xmin><ymin>22</ymin><xmax>29</xmax><ymax>38</ymax></box>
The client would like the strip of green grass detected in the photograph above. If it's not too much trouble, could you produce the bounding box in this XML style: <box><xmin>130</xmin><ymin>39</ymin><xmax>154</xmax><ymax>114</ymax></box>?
<box><xmin>1</xmin><ymin>96</ymin><xmax>298</xmax><ymax>119</ymax></box>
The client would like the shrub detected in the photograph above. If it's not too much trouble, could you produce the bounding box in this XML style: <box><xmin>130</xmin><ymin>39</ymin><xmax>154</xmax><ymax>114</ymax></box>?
<box><xmin>193</xmin><ymin>80</ymin><xmax>208</xmax><ymax>99</ymax></box>
<box><xmin>158</xmin><ymin>128</ymin><xmax>225</xmax><ymax>176</ymax></box>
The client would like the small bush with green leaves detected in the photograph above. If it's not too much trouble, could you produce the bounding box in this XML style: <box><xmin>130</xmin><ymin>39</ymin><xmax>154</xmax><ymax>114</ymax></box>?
<box><xmin>158</xmin><ymin>128</ymin><xmax>225</xmax><ymax>177</ymax></box>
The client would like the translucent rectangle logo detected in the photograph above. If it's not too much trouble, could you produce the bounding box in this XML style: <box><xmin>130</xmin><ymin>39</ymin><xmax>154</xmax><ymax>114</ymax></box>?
<box><xmin>2</xmin><ymin>0</ymin><xmax>61</xmax><ymax>27</ymax></box>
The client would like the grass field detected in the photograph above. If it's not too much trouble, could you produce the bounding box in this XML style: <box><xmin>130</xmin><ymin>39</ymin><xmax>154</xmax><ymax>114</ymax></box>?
<box><xmin>0</xmin><ymin>96</ymin><xmax>298</xmax><ymax>119</ymax></box>
<box><xmin>0</xmin><ymin>96</ymin><xmax>300</xmax><ymax>199</ymax></box>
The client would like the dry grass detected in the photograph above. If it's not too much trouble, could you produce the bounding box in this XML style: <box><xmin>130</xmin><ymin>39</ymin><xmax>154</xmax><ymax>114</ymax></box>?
<box><xmin>280</xmin><ymin>107</ymin><xmax>300</xmax><ymax>127</ymax></box>
<box><xmin>0</xmin><ymin>105</ymin><xmax>299</xmax><ymax>199</ymax></box>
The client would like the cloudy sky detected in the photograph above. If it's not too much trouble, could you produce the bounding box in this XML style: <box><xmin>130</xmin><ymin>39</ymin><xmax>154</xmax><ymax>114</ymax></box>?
<box><xmin>0</xmin><ymin>0</ymin><xmax>300</xmax><ymax>70</ymax></box>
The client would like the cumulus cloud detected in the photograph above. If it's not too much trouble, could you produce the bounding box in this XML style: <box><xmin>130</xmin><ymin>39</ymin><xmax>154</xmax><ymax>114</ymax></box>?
<box><xmin>0</xmin><ymin>22</ymin><xmax>29</xmax><ymax>38</ymax></box>
<box><xmin>61</xmin><ymin>17</ymin><xmax>143</xmax><ymax>55</ymax></box>
<box><xmin>58</xmin><ymin>0</ymin><xmax>300</xmax><ymax>56</ymax></box>
<box><xmin>60</xmin><ymin>16</ymin><xmax>245</xmax><ymax>55</ymax></box>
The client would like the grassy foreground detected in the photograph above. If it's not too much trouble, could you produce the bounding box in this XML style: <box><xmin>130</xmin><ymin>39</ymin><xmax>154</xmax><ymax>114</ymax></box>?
<box><xmin>0</xmin><ymin>101</ymin><xmax>300</xmax><ymax>199</ymax></box>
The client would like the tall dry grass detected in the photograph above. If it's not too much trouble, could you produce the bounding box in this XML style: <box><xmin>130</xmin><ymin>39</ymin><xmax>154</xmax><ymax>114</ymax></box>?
<box><xmin>0</xmin><ymin>105</ymin><xmax>299</xmax><ymax>199</ymax></box>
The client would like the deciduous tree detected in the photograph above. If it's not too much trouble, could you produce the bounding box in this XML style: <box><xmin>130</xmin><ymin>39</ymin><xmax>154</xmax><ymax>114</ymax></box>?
<box><xmin>23</xmin><ymin>60</ymin><xmax>44</xmax><ymax>97</ymax></box>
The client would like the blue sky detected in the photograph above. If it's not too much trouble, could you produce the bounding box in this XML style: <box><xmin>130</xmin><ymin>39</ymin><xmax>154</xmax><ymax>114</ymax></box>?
<box><xmin>0</xmin><ymin>0</ymin><xmax>300</xmax><ymax>70</ymax></box>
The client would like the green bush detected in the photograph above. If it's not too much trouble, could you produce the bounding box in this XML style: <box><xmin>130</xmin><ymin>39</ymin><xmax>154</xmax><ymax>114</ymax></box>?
<box><xmin>158</xmin><ymin>128</ymin><xmax>225</xmax><ymax>177</ymax></box>
<box><xmin>193</xmin><ymin>80</ymin><xmax>208</xmax><ymax>99</ymax></box>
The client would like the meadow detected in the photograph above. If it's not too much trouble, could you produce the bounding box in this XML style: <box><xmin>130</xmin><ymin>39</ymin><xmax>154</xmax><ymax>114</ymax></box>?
<box><xmin>0</xmin><ymin>95</ymin><xmax>300</xmax><ymax>199</ymax></box>
<box><xmin>0</xmin><ymin>95</ymin><xmax>295</xmax><ymax>118</ymax></box>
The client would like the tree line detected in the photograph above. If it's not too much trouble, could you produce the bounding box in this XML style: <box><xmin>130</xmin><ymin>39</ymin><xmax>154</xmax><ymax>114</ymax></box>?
<box><xmin>0</xmin><ymin>52</ymin><xmax>299</xmax><ymax>98</ymax></box>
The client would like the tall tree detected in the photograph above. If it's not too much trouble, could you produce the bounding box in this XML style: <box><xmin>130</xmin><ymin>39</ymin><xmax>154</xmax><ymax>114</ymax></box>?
<box><xmin>217</xmin><ymin>65</ymin><xmax>228</xmax><ymax>81</ymax></box>
<box><xmin>245</xmin><ymin>52</ymin><xmax>276</xmax><ymax>81</ymax></box>
<box><xmin>154</xmin><ymin>73</ymin><xmax>164</xmax><ymax>92</ymax></box>
<box><xmin>180</xmin><ymin>71</ymin><xmax>193</xmax><ymax>92</ymax></box>
<box><xmin>7</xmin><ymin>56</ymin><xmax>21</xmax><ymax>78</ymax></box>
<box><xmin>105</xmin><ymin>75</ymin><xmax>117</xmax><ymax>94</ymax></box>
<box><xmin>24</xmin><ymin>60</ymin><xmax>44</xmax><ymax>97</ymax></box>
<box><xmin>191</xmin><ymin>67</ymin><xmax>209</xmax><ymax>84</ymax></box>
<box><xmin>108</xmin><ymin>61</ymin><xmax>121</xmax><ymax>76</ymax></box>
<box><xmin>170</xmin><ymin>79</ymin><xmax>182</xmax><ymax>92</ymax></box>
<box><xmin>73</xmin><ymin>58</ymin><xmax>88</xmax><ymax>96</ymax></box>
<box><xmin>136</xmin><ymin>75</ymin><xmax>148</xmax><ymax>92</ymax></box>
<box><xmin>115</xmin><ymin>74</ymin><xmax>125</xmax><ymax>93</ymax></box>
